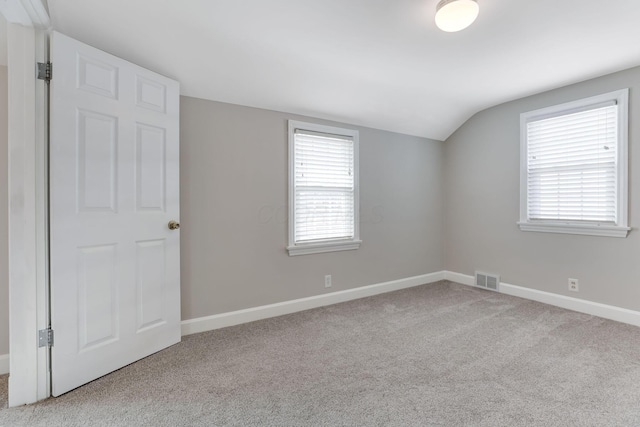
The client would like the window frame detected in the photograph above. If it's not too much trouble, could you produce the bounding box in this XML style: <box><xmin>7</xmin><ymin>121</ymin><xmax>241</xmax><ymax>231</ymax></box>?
<box><xmin>287</xmin><ymin>120</ymin><xmax>361</xmax><ymax>256</ymax></box>
<box><xmin>518</xmin><ymin>89</ymin><xmax>630</xmax><ymax>238</ymax></box>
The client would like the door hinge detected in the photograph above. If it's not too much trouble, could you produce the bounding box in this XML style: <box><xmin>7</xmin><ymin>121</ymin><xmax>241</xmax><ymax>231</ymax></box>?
<box><xmin>38</xmin><ymin>328</ymin><xmax>54</xmax><ymax>347</ymax></box>
<box><xmin>37</xmin><ymin>62</ymin><xmax>52</xmax><ymax>82</ymax></box>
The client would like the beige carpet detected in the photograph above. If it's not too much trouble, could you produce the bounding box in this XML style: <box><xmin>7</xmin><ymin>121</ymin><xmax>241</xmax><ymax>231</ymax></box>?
<box><xmin>2</xmin><ymin>280</ymin><xmax>640</xmax><ymax>426</ymax></box>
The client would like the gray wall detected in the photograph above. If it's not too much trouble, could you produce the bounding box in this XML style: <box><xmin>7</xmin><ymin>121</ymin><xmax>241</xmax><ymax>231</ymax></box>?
<box><xmin>0</xmin><ymin>66</ymin><xmax>8</xmax><ymax>355</ymax></box>
<box><xmin>180</xmin><ymin>96</ymin><xmax>444</xmax><ymax>320</ymax></box>
<box><xmin>7</xmin><ymin>66</ymin><xmax>638</xmax><ymax>355</ymax></box>
<box><xmin>444</xmin><ymin>66</ymin><xmax>640</xmax><ymax>310</ymax></box>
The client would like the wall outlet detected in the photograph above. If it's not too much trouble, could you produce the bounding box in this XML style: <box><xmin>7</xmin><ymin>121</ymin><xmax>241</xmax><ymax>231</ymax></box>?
<box><xmin>568</xmin><ymin>278</ymin><xmax>579</xmax><ymax>292</ymax></box>
<box><xmin>325</xmin><ymin>275</ymin><xmax>332</xmax><ymax>288</ymax></box>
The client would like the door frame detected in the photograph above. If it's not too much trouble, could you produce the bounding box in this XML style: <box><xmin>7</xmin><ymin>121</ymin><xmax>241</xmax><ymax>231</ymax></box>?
<box><xmin>2</xmin><ymin>0</ymin><xmax>50</xmax><ymax>407</ymax></box>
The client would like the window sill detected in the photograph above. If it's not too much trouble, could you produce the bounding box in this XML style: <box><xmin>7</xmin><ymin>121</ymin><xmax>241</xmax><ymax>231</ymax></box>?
<box><xmin>518</xmin><ymin>222</ymin><xmax>630</xmax><ymax>238</ymax></box>
<box><xmin>287</xmin><ymin>240</ymin><xmax>362</xmax><ymax>256</ymax></box>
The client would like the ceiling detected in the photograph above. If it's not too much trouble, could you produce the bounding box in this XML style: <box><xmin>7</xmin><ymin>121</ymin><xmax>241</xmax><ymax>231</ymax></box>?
<box><xmin>47</xmin><ymin>0</ymin><xmax>640</xmax><ymax>141</ymax></box>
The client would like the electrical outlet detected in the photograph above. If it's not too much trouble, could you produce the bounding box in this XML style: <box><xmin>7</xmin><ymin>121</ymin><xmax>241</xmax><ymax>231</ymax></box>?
<box><xmin>568</xmin><ymin>278</ymin><xmax>579</xmax><ymax>292</ymax></box>
<box><xmin>325</xmin><ymin>275</ymin><xmax>332</xmax><ymax>288</ymax></box>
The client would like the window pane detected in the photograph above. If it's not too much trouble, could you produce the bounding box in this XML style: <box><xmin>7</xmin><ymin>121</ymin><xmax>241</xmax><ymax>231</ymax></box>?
<box><xmin>294</xmin><ymin>130</ymin><xmax>355</xmax><ymax>243</ymax></box>
<box><xmin>526</xmin><ymin>104</ymin><xmax>618</xmax><ymax>223</ymax></box>
<box><xmin>294</xmin><ymin>189</ymin><xmax>354</xmax><ymax>242</ymax></box>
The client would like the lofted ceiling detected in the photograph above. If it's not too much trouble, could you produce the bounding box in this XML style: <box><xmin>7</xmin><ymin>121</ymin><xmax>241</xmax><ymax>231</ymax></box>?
<box><xmin>47</xmin><ymin>0</ymin><xmax>640</xmax><ymax>141</ymax></box>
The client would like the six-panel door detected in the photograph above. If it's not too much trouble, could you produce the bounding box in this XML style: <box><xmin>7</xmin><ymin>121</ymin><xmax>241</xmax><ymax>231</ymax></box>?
<box><xmin>49</xmin><ymin>31</ymin><xmax>181</xmax><ymax>396</ymax></box>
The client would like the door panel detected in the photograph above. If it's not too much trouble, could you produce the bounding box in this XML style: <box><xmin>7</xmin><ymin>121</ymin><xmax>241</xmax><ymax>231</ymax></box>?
<box><xmin>77</xmin><ymin>244</ymin><xmax>118</xmax><ymax>351</ymax></box>
<box><xmin>135</xmin><ymin>239</ymin><xmax>167</xmax><ymax>331</ymax></box>
<box><xmin>50</xmin><ymin>31</ymin><xmax>180</xmax><ymax>396</ymax></box>
<box><xmin>136</xmin><ymin>123</ymin><xmax>166</xmax><ymax>212</ymax></box>
<box><xmin>136</xmin><ymin>76</ymin><xmax>166</xmax><ymax>112</ymax></box>
<box><xmin>77</xmin><ymin>110</ymin><xmax>118</xmax><ymax>212</ymax></box>
<box><xmin>77</xmin><ymin>54</ymin><xmax>119</xmax><ymax>99</ymax></box>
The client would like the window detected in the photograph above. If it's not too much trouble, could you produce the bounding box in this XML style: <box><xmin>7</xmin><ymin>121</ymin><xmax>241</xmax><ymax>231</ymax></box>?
<box><xmin>288</xmin><ymin>120</ymin><xmax>361</xmax><ymax>256</ymax></box>
<box><xmin>519</xmin><ymin>89</ymin><xmax>629</xmax><ymax>237</ymax></box>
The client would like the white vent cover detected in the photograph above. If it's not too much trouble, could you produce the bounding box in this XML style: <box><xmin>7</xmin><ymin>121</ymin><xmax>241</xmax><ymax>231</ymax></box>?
<box><xmin>475</xmin><ymin>271</ymin><xmax>500</xmax><ymax>292</ymax></box>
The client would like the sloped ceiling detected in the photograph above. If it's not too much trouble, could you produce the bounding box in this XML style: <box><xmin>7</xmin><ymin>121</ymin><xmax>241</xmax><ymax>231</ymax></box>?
<box><xmin>48</xmin><ymin>0</ymin><xmax>640</xmax><ymax>141</ymax></box>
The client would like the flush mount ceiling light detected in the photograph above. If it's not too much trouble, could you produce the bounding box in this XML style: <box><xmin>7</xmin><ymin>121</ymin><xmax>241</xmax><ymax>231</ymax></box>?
<box><xmin>435</xmin><ymin>0</ymin><xmax>479</xmax><ymax>32</ymax></box>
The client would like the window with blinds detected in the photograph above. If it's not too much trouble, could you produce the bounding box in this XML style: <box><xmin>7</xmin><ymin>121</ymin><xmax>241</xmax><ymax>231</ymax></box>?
<box><xmin>287</xmin><ymin>121</ymin><xmax>361</xmax><ymax>255</ymax></box>
<box><xmin>527</xmin><ymin>103</ymin><xmax>617</xmax><ymax>222</ymax></box>
<box><xmin>519</xmin><ymin>89</ymin><xmax>629</xmax><ymax>238</ymax></box>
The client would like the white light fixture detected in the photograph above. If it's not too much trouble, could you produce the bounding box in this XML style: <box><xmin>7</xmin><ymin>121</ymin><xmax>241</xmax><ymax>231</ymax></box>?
<box><xmin>435</xmin><ymin>0</ymin><xmax>479</xmax><ymax>32</ymax></box>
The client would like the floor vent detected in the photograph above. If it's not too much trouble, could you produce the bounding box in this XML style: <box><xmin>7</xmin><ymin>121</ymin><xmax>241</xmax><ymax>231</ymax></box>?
<box><xmin>475</xmin><ymin>271</ymin><xmax>500</xmax><ymax>292</ymax></box>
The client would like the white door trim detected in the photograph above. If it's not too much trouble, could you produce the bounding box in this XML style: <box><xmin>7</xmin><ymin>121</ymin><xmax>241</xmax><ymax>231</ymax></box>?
<box><xmin>0</xmin><ymin>0</ymin><xmax>49</xmax><ymax>28</ymax></box>
<box><xmin>3</xmin><ymin>0</ymin><xmax>50</xmax><ymax>407</ymax></box>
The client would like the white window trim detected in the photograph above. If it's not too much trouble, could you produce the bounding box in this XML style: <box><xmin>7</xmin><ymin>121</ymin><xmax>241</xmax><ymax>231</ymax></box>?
<box><xmin>518</xmin><ymin>89</ymin><xmax>630</xmax><ymax>238</ymax></box>
<box><xmin>287</xmin><ymin>120</ymin><xmax>361</xmax><ymax>256</ymax></box>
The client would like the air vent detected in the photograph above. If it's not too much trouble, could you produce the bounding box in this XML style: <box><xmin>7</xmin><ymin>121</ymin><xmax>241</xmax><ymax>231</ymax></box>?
<box><xmin>475</xmin><ymin>271</ymin><xmax>500</xmax><ymax>292</ymax></box>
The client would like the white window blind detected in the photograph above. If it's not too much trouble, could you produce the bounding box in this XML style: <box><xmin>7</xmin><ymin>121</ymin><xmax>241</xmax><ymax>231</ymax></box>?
<box><xmin>526</xmin><ymin>103</ymin><xmax>618</xmax><ymax>224</ymax></box>
<box><xmin>293</xmin><ymin>129</ymin><xmax>355</xmax><ymax>243</ymax></box>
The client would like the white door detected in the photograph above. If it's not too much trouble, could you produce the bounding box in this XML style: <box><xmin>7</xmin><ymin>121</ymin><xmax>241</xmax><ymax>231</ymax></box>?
<box><xmin>49</xmin><ymin>31</ymin><xmax>181</xmax><ymax>396</ymax></box>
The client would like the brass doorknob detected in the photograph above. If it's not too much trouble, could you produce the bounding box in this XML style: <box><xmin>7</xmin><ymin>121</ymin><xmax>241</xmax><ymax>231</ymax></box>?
<box><xmin>168</xmin><ymin>220</ymin><xmax>180</xmax><ymax>230</ymax></box>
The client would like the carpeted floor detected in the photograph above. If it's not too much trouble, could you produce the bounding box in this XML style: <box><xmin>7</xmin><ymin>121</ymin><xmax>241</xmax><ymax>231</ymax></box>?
<box><xmin>2</xmin><ymin>280</ymin><xmax>640</xmax><ymax>426</ymax></box>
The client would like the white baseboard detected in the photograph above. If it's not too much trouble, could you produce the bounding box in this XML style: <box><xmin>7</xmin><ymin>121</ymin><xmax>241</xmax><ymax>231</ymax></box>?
<box><xmin>0</xmin><ymin>354</ymin><xmax>8</xmax><ymax>375</ymax></box>
<box><xmin>181</xmin><ymin>271</ymin><xmax>446</xmax><ymax>336</ymax></box>
<box><xmin>180</xmin><ymin>269</ymin><xmax>640</xmax><ymax>336</ymax></box>
<box><xmin>443</xmin><ymin>271</ymin><xmax>474</xmax><ymax>287</ymax></box>
<box><xmin>4</xmin><ymin>269</ymin><xmax>636</xmax><ymax>374</ymax></box>
<box><xmin>444</xmin><ymin>271</ymin><xmax>640</xmax><ymax>328</ymax></box>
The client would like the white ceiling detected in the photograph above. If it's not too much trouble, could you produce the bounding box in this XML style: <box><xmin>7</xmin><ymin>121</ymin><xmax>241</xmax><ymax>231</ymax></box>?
<box><xmin>48</xmin><ymin>0</ymin><xmax>640</xmax><ymax>141</ymax></box>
